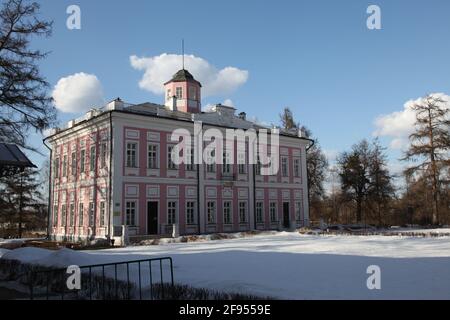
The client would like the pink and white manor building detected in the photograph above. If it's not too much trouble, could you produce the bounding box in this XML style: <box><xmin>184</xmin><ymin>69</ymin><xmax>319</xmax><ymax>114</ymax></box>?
<box><xmin>45</xmin><ymin>69</ymin><xmax>312</xmax><ymax>243</ymax></box>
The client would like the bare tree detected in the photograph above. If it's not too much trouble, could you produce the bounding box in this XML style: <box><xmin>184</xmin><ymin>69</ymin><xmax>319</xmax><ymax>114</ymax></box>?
<box><xmin>367</xmin><ymin>139</ymin><xmax>395</xmax><ymax>226</ymax></box>
<box><xmin>402</xmin><ymin>94</ymin><xmax>450</xmax><ymax>225</ymax></box>
<box><xmin>0</xmin><ymin>0</ymin><xmax>55</xmax><ymax>151</ymax></box>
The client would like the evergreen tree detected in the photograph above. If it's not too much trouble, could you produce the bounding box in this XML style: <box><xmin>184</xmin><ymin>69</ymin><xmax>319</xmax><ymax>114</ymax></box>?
<box><xmin>402</xmin><ymin>94</ymin><xmax>450</xmax><ymax>225</ymax></box>
<box><xmin>0</xmin><ymin>167</ymin><xmax>45</xmax><ymax>237</ymax></box>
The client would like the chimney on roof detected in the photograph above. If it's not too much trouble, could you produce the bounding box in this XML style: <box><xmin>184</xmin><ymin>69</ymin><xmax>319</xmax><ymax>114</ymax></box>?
<box><xmin>238</xmin><ymin>112</ymin><xmax>246</xmax><ymax>121</ymax></box>
<box><xmin>107</xmin><ymin>97</ymin><xmax>124</xmax><ymax>110</ymax></box>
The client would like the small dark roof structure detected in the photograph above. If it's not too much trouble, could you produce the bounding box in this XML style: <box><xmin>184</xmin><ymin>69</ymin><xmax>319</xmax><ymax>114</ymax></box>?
<box><xmin>164</xmin><ymin>69</ymin><xmax>202</xmax><ymax>87</ymax></box>
<box><xmin>0</xmin><ymin>143</ymin><xmax>36</xmax><ymax>169</ymax></box>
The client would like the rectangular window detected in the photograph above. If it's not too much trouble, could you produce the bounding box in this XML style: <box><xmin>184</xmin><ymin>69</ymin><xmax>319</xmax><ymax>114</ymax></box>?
<box><xmin>189</xmin><ymin>86</ymin><xmax>197</xmax><ymax>100</ymax></box>
<box><xmin>207</xmin><ymin>201</ymin><xmax>216</xmax><ymax>224</ymax></box>
<box><xmin>167</xmin><ymin>146</ymin><xmax>177</xmax><ymax>170</ymax></box>
<box><xmin>238</xmin><ymin>152</ymin><xmax>246</xmax><ymax>174</ymax></box>
<box><xmin>168</xmin><ymin>201</ymin><xmax>177</xmax><ymax>224</ymax></box>
<box><xmin>294</xmin><ymin>159</ymin><xmax>300</xmax><ymax>178</ymax></box>
<box><xmin>54</xmin><ymin>157</ymin><xmax>60</xmax><ymax>179</ymax></box>
<box><xmin>61</xmin><ymin>204</ymin><xmax>67</xmax><ymax>226</ymax></box>
<box><xmin>295</xmin><ymin>202</ymin><xmax>302</xmax><ymax>221</ymax></box>
<box><xmin>256</xmin><ymin>202</ymin><xmax>264</xmax><ymax>223</ymax></box>
<box><xmin>100</xmin><ymin>201</ymin><xmax>106</xmax><ymax>226</ymax></box>
<box><xmin>62</xmin><ymin>155</ymin><xmax>68</xmax><ymax>177</ymax></box>
<box><xmin>53</xmin><ymin>205</ymin><xmax>58</xmax><ymax>226</ymax></box>
<box><xmin>270</xmin><ymin>202</ymin><xmax>277</xmax><ymax>222</ymax></box>
<box><xmin>222</xmin><ymin>152</ymin><xmax>231</xmax><ymax>174</ymax></box>
<box><xmin>147</xmin><ymin>144</ymin><xmax>158</xmax><ymax>169</ymax></box>
<box><xmin>69</xmin><ymin>203</ymin><xmax>75</xmax><ymax>227</ymax></box>
<box><xmin>71</xmin><ymin>152</ymin><xmax>77</xmax><ymax>176</ymax></box>
<box><xmin>80</xmin><ymin>150</ymin><xmax>86</xmax><ymax>173</ymax></box>
<box><xmin>186</xmin><ymin>147</ymin><xmax>195</xmax><ymax>171</ymax></box>
<box><xmin>186</xmin><ymin>201</ymin><xmax>195</xmax><ymax>225</ymax></box>
<box><xmin>100</xmin><ymin>143</ymin><xmax>107</xmax><ymax>169</ymax></box>
<box><xmin>90</xmin><ymin>146</ymin><xmax>96</xmax><ymax>172</ymax></box>
<box><xmin>282</xmin><ymin>158</ymin><xmax>288</xmax><ymax>177</ymax></box>
<box><xmin>206</xmin><ymin>149</ymin><xmax>215</xmax><ymax>173</ymax></box>
<box><xmin>223</xmin><ymin>201</ymin><xmax>232</xmax><ymax>224</ymax></box>
<box><xmin>239</xmin><ymin>202</ymin><xmax>247</xmax><ymax>223</ymax></box>
<box><xmin>89</xmin><ymin>202</ymin><xmax>95</xmax><ymax>227</ymax></box>
<box><xmin>126</xmin><ymin>202</ymin><xmax>136</xmax><ymax>226</ymax></box>
<box><xmin>78</xmin><ymin>203</ymin><xmax>84</xmax><ymax>226</ymax></box>
<box><xmin>175</xmin><ymin>87</ymin><xmax>183</xmax><ymax>99</ymax></box>
<box><xmin>126</xmin><ymin>143</ymin><xmax>137</xmax><ymax>168</ymax></box>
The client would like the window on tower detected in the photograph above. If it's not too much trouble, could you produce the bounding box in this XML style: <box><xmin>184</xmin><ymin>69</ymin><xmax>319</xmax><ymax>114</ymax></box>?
<box><xmin>189</xmin><ymin>86</ymin><xmax>197</xmax><ymax>100</ymax></box>
<box><xmin>176</xmin><ymin>87</ymin><xmax>183</xmax><ymax>99</ymax></box>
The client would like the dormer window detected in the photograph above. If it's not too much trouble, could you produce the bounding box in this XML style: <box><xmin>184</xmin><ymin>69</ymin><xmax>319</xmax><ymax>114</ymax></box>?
<box><xmin>176</xmin><ymin>87</ymin><xmax>183</xmax><ymax>99</ymax></box>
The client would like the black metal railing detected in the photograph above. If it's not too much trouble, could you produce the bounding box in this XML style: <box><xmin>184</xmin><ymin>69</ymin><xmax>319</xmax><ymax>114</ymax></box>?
<box><xmin>28</xmin><ymin>257</ymin><xmax>174</xmax><ymax>300</ymax></box>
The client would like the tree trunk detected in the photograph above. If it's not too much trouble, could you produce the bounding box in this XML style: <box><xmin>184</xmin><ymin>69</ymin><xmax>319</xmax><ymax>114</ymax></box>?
<box><xmin>356</xmin><ymin>199</ymin><xmax>362</xmax><ymax>223</ymax></box>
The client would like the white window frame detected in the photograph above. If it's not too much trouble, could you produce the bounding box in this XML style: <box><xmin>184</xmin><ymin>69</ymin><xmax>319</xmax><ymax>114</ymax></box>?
<box><xmin>175</xmin><ymin>87</ymin><xmax>183</xmax><ymax>99</ymax></box>
<box><xmin>167</xmin><ymin>145</ymin><xmax>178</xmax><ymax>170</ymax></box>
<box><xmin>62</xmin><ymin>155</ymin><xmax>68</xmax><ymax>177</ymax></box>
<box><xmin>186</xmin><ymin>201</ymin><xmax>196</xmax><ymax>225</ymax></box>
<box><xmin>294</xmin><ymin>158</ymin><xmax>301</xmax><ymax>178</ymax></box>
<box><xmin>78</xmin><ymin>202</ymin><xmax>84</xmax><ymax>226</ymax></box>
<box><xmin>222</xmin><ymin>151</ymin><xmax>231</xmax><ymax>174</ymax></box>
<box><xmin>167</xmin><ymin>201</ymin><xmax>177</xmax><ymax>225</ymax></box>
<box><xmin>147</xmin><ymin>143</ymin><xmax>159</xmax><ymax>169</ymax></box>
<box><xmin>100</xmin><ymin>201</ymin><xmax>106</xmax><ymax>226</ymax></box>
<box><xmin>206</xmin><ymin>149</ymin><xmax>216</xmax><ymax>173</ymax></box>
<box><xmin>89</xmin><ymin>145</ymin><xmax>96</xmax><ymax>172</ymax></box>
<box><xmin>281</xmin><ymin>157</ymin><xmax>289</xmax><ymax>177</ymax></box>
<box><xmin>100</xmin><ymin>142</ymin><xmax>107</xmax><ymax>169</ymax></box>
<box><xmin>207</xmin><ymin>201</ymin><xmax>216</xmax><ymax>224</ymax></box>
<box><xmin>61</xmin><ymin>204</ymin><xmax>67</xmax><ymax>227</ymax></box>
<box><xmin>256</xmin><ymin>201</ymin><xmax>264</xmax><ymax>223</ymax></box>
<box><xmin>80</xmin><ymin>150</ymin><xmax>86</xmax><ymax>173</ymax></box>
<box><xmin>69</xmin><ymin>203</ymin><xmax>75</xmax><ymax>227</ymax></box>
<box><xmin>53</xmin><ymin>204</ymin><xmax>58</xmax><ymax>226</ymax></box>
<box><xmin>71</xmin><ymin>151</ymin><xmax>77</xmax><ymax>176</ymax></box>
<box><xmin>125</xmin><ymin>201</ymin><xmax>137</xmax><ymax>226</ymax></box>
<box><xmin>89</xmin><ymin>202</ymin><xmax>95</xmax><ymax>227</ymax></box>
<box><xmin>126</xmin><ymin>142</ymin><xmax>138</xmax><ymax>168</ymax></box>
<box><xmin>186</xmin><ymin>147</ymin><xmax>195</xmax><ymax>171</ymax></box>
<box><xmin>270</xmin><ymin>202</ymin><xmax>278</xmax><ymax>222</ymax></box>
<box><xmin>239</xmin><ymin>201</ymin><xmax>247</xmax><ymax>224</ymax></box>
<box><xmin>223</xmin><ymin>201</ymin><xmax>232</xmax><ymax>225</ymax></box>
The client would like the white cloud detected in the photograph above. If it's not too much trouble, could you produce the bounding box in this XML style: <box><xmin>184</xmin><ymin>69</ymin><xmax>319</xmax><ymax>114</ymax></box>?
<box><xmin>222</xmin><ymin>99</ymin><xmax>235</xmax><ymax>107</ymax></box>
<box><xmin>52</xmin><ymin>73</ymin><xmax>104</xmax><ymax>113</ymax></box>
<box><xmin>130</xmin><ymin>53</ymin><xmax>248</xmax><ymax>97</ymax></box>
<box><xmin>373</xmin><ymin>93</ymin><xmax>450</xmax><ymax>150</ymax></box>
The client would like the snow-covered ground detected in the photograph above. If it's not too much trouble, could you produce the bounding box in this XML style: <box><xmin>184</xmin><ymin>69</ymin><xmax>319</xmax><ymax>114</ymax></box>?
<box><xmin>2</xmin><ymin>232</ymin><xmax>450</xmax><ymax>299</ymax></box>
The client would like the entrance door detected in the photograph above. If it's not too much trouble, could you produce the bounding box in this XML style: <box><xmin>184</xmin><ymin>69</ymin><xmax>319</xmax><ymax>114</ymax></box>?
<box><xmin>147</xmin><ymin>202</ymin><xmax>158</xmax><ymax>235</ymax></box>
<box><xmin>283</xmin><ymin>202</ymin><xmax>290</xmax><ymax>229</ymax></box>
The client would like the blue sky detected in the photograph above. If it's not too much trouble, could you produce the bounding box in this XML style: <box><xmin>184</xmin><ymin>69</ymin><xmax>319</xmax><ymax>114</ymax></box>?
<box><xmin>27</xmin><ymin>0</ymin><xmax>450</xmax><ymax>182</ymax></box>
